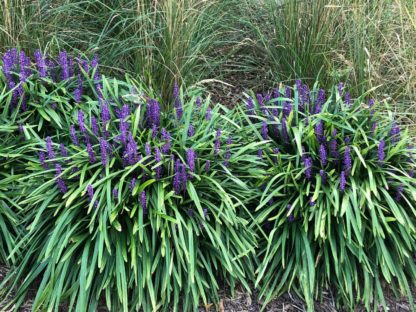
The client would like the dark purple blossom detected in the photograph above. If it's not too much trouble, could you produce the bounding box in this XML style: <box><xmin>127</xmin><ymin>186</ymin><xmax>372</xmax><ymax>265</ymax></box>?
<box><xmin>129</xmin><ymin>178</ymin><xmax>137</xmax><ymax>192</ymax></box>
<box><xmin>124</xmin><ymin>133</ymin><xmax>138</xmax><ymax>166</ymax></box>
<box><xmin>55</xmin><ymin>164</ymin><xmax>67</xmax><ymax>194</ymax></box>
<box><xmin>100</xmin><ymin>137</ymin><xmax>109</xmax><ymax>166</ymax></box>
<box><xmin>319</xmin><ymin>144</ymin><xmax>328</xmax><ymax>166</ymax></box>
<box><xmin>247</xmin><ymin>97</ymin><xmax>255</xmax><ymax>116</ymax></box>
<box><xmin>173</xmin><ymin>160</ymin><xmax>187</xmax><ymax>194</ymax></box>
<box><xmin>101</xmin><ymin>101</ymin><xmax>111</xmax><ymax>124</ymax></box>
<box><xmin>74</xmin><ymin>74</ymin><xmax>83</xmax><ymax>103</ymax></box>
<box><xmin>214</xmin><ymin>129</ymin><xmax>221</xmax><ymax>155</ymax></box>
<box><xmin>154</xmin><ymin>147</ymin><xmax>162</xmax><ymax>179</ymax></box>
<box><xmin>78</xmin><ymin>110</ymin><xmax>86</xmax><ymax>133</ymax></box>
<box><xmin>340</xmin><ymin>171</ymin><xmax>346</xmax><ymax>192</ymax></box>
<box><xmin>19</xmin><ymin>50</ymin><xmax>31</xmax><ymax>82</ymax></box>
<box><xmin>378</xmin><ymin>140</ymin><xmax>385</xmax><ymax>164</ymax></box>
<box><xmin>86</xmin><ymin>143</ymin><xmax>96</xmax><ymax>163</ymax></box>
<box><xmin>188</xmin><ymin>124</ymin><xmax>195</xmax><ymax>137</ymax></box>
<box><xmin>205</xmin><ymin>160</ymin><xmax>211</xmax><ymax>173</ymax></box>
<box><xmin>186</xmin><ymin>149</ymin><xmax>196</xmax><ymax>172</ymax></box>
<box><xmin>70</xmin><ymin>125</ymin><xmax>79</xmax><ymax>146</ymax></box>
<box><xmin>343</xmin><ymin>146</ymin><xmax>352</xmax><ymax>172</ymax></box>
<box><xmin>87</xmin><ymin>184</ymin><xmax>94</xmax><ymax>202</ymax></box>
<box><xmin>112</xmin><ymin>187</ymin><xmax>118</xmax><ymax>200</ymax></box>
<box><xmin>261</xmin><ymin>121</ymin><xmax>268</xmax><ymax>139</ymax></box>
<box><xmin>60</xmin><ymin>143</ymin><xmax>68</xmax><ymax>158</ymax></box>
<box><xmin>304</xmin><ymin>157</ymin><xmax>313</xmax><ymax>180</ymax></box>
<box><xmin>257</xmin><ymin>149</ymin><xmax>263</xmax><ymax>159</ymax></box>
<box><xmin>91</xmin><ymin>54</ymin><xmax>100</xmax><ymax>83</ymax></box>
<box><xmin>46</xmin><ymin>137</ymin><xmax>55</xmax><ymax>160</ymax></box>
<box><xmin>315</xmin><ymin>120</ymin><xmax>324</xmax><ymax>143</ymax></box>
<box><xmin>34</xmin><ymin>49</ymin><xmax>47</xmax><ymax>78</ymax></box>
<box><xmin>338</xmin><ymin>82</ymin><xmax>344</xmax><ymax>96</ymax></box>
<box><xmin>257</xmin><ymin>94</ymin><xmax>267</xmax><ymax>115</ymax></box>
<box><xmin>140</xmin><ymin>191</ymin><xmax>147</xmax><ymax>215</ymax></box>
<box><xmin>91</xmin><ymin>116</ymin><xmax>99</xmax><ymax>136</ymax></box>
<box><xmin>39</xmin><ymin>151</ymin><xmax>48</xmax><ymax>169</ymax></box>
<box><xmin>151</xmin><ymin>124</ymin><xmax>158</xmax><ymax>139</ymax></box>
<box><xmin>390</xmin><ymin>123</ymin><xmax>401</xmax><ymax>144</ymax></box>
<box><xmin>196</xmin><ymin>97</ymin><xmax>201</xmax><ymax>107</ymax></box>
<box><xmin>59</xmin><ymin>51</ymin><xmax>69</xmax><ymax>80</ymax></box>
<box><xmin>147</xmin><ymin>99</ymin><xmax>160</xmax><ymax>127</ymax></box>
<box><xmin>273</xmin><ymin>147</ymin><xmax>279</xmax><ymax>163</ymax></box>
<box><xmin>320</xmin><ymin>169</ymin><xmax>327</xmax><ymax>184</ymax></box>
<box><xmin>205</xmin><ymin>107</ymin><xmax>212</xmax><ymax>120</ymax></box>
<box><xmin>345</xmin><ymin>92</ymin><xmax>351</xmax><ymax>106</ymax></box>
<box><xmin>161</xmin><ymin>128</ymin><xmax>171</xmax><ymax>154</ymax></box>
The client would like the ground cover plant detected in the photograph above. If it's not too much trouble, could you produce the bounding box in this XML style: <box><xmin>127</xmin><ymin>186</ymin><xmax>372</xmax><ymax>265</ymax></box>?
<box><xmin>0</xmin><ymin>50</ymin><xmax>259</xmax><ymax>311</ymax></box>
<box><xmin>235</xmin><ymin>82</ymin><xmax>416</xmax><ymax>311</ymax></box>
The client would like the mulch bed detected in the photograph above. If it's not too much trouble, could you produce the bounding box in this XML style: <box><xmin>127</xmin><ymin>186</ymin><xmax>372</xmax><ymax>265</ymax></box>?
<box><xmin>1</xmin><ymin>264</ymin><xmax>414</xmax><ymax>312</ymax></box>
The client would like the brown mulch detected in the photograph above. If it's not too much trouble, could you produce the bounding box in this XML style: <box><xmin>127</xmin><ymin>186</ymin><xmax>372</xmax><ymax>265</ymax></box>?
<box><xmin>1</xmin><ymin>265</ymin><xmax>415</xmax><ymax>312</ymax></box>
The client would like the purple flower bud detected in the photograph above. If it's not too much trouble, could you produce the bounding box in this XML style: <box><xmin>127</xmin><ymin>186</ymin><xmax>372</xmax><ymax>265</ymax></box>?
<box><xmin>273</xmin><ymin>147</ymin><xmax>279</xmax><ymax>163</ymax></box>
<box><xmin>257</xmin><ymin>94</ymin><xmax>267</xmax><ymax>115</ymax></box>
<box><xmin>343</xmin><ymin>146</ymin><xmax>352</xmax><ymax>172</ymax></box>
<box><xmin>315</xmin><ymin>120</ymin><xmax>324</xmax><ymax>143</ymax></box>
<box><xmin>344</xmin><ymin>136</ymin><xmax>351</xmax><ymax>145</ymax></box>
<box><xmin>304</xmin><ymin>157</ymin><xmax>313</xmax><ymax>180</ymax></box>
<box><xmin>55</xmin><ymin>164</ymin><xmax>67</xmax><ymax>194</ymax></box>
<box><xmin>147</xmin><ymin>99</ymin><xmax>160</xmax><ymax>128</ymax></box>
<box><xmin>320</xmin><ymin>169</ymin><xmax>327</xmax><ymax>184</ymax></box>
<box><xmin>39</xmin><ymin>151</ymin><xmax>48</xmax><ymax>169</ymax></box>
<box><xmin>247</xmin><ymin>97</ymin><xmax>255</xmax><ymax>116</ymax></box>
<box><xmin>99</xmin><ymin>137</ymin><xmax>108</xmax><ymax>166</ymax></box>
<box><xmin>101</xmin><ymin>101</ymin><xmax>111</xmax><ymax>125</ymax></box>
<box><xmin>91</xmin><ymin>54</ymin><xmax>100</xmax><ymax>83</ymax></box>
<box><xmin>34</xmin><ymin>49</ymin><xmax>47</xmax><ymax>78</ymax></box>
<box><xmin>91</xmin><ymin>116</ymin><xmax>99</xmax><ymax>136</ymax></box>
<box><xmin>46</xmin><ymin>137</ymin><xmax>55</xmax><ymax>160</ymax></box>
<box><xmin>369</xmin><ymin>99</ymin><xmax>375</xmax><ymax>108</ymax></box>
<box><xmin>74</xmin><ymin>74</ymin><xmax>83</xmax><ymax>103</ymax></box>
<box><xmin>188</xmin><ymin>124</ymin><xmax>195</xmax><ymax>137</ymax></box>
<box><xmin>87</xmin><ymin>184</ymin><xmax>94</xmax><ymax>202</ymax></box>
<box><xmin>261</xmin><ymin>121</ymin><xmax>268</xmax><ymax>139</ymax></box>
<box><xmin>59</xmin><ymin>51</ymin><xmax>69</xmax><ymax>80</ymax></box>
<box><xmin>124</xmin><ymin>133</ymin><xmax>138</xmax><ymax>166</ymax></box>
<box><xmin>173</xmin><ymin>82</ymin><xmax>183</xmax><ymax>119</ymax></box>
<box><xmin>70</xmin><ymin>125</ymin><xmax>79</xmax><ymax>146</ymax></box>
<box><xmin>19</xmin><ymin>51</ymin><xmax>31</xmax><ymax>82</ymax></box>
<box><xmin>340</xmin><ymin>171</ymin><xmax>346</xmax><ymax>192</ymax></box>
<box><xmin>161</xmin><ymin>128</ymin><xmax>171</xmax><ymax>154</ymax></box>
<box><xmin>140</xmin><ymin>191</ymin><xmax>147</xmax><ymax>215</ymax></box>
<box><xmin>112</xmin><ymin>187</ymin><xmax>118</xmax><ymax>200</ymax></box>
<box><xmin>151</xmin><ymin>124</ymin><xmax>158</xmax><ymax>139</ymax></box>
<box><xmin>60</xmin><ymin>143</ymin><xmax>68</xmax><ymax>158</ymax></box>
<box><xmin>154</xmin><ymin>147</ymin><xmax>162</xmax><ymax>179</ymax></box>
<box><xmin>338</xmin><ymin>82</ymin><xmax>344</xmax><ymax>96</ymax></box>
<box><xmin>205</xmin><ymin>107</ymin><xmax>212</xmax><ymax>120</ymax></box>
<box><xmin>86</xmin><ymin>143</ymin><xmax>96</xmax><ymax>163</ymax></box>
<box><xmin>196</xmin><ymin>97</ymin><xmax>201</xmax><ymax>107</ymax></box>
<box><xmin>145</xmin><ymin>143</ymin><xmax>151</xmax><ymax>156</ymax></box>
<box><xmin>186</xmin><ymin>149</ymin><xmax>196</xmax><ymax>172</ymax></box>
<box><xmin>173</xmin><ymin>160</ymin><xmax>187</xmax><ymax>194</ymax></box>
<box><xmin>371</xmin><ymin>122</ymin><xmax>377</xmax><ymax>135</ymax></box>
<box><xmin>345</xmin><ymin>92</ymin><xmax>351</xmax><ymax>106</ymax></box>
<box><xmin>130</xmin><ymin>178</ymin><xmax>136</xmax><ymax>192</ymax></box>
<box><xmin>390</xmin><ymin>123</ymin><xmax>401</xmax><ymax>144</ymax></box>
<box><xmin>378</xmin><ymin>140</ymin><xmax>385</xmax><ymax>164</ymax></box>
<box><xmin>257</xmin><ymin>149</ymin><xmax>263</xmax><ymax>159</ymax></box>
<box><xmin>78</xmin><ymin>110</ymin><xmax>86</xmax><ymax>133</ymax></box>
<box><xmin>205</xmin><ymin>160</ymin><xmax>211</xmax><ymax>173</ymax></box>
<box><xmin>395</xmin><ymin>184</ymin><xmax>404</xmax><ymax>201</ymax></box>
<box><xmin>319</xmin><ymin>144</ymin><xmax>328</xmax><ymax>166</ymax></box>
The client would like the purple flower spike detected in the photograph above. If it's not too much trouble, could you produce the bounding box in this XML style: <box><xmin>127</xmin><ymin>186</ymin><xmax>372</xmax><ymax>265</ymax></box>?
<box><xmin>129</xmin><ymin>178</ymin><xmax>137</xmax><ymax>192</ymax></box>
<box><xmin>205</xmin><ymin>107</ymin><xmax>212</xmax><ymax>120</ymax></box>
<box><xmin>60</xmin><ymin>143</ymin><xmax>68</xmax><ymax>158</ymax></box>
<box><xmin>59</xmin><ymin>51</ymin><xmax>69</xmax><ymax>80</ymax></box>
<box><xmin>34</xmin><ymin>49</ymin><xmax>47</xmax><ymax>78</ymax></box>
<box><xmin>257</xmin><ymin>149</ymin><xmax>263</xmax><ymax>159</ymax></box>
<box><xmin>86</xmin><ymin>143</ymin><xmax>96</xmax><ymax>163</ymax></box>
<box><xmin>315</xmin><ymin>120</ymin><xmax>324</xmax><ymax>143</ymax></box>
<box><xmin>390</xmin><ymin>123</ymin><xmax>401</xmax><ymax>144</ymax></box>
<box><xmin>161</xmin><ymin>128</ymin><xmax>171</xmax><ymax>154</ymax></box>
<box><xmin>345</xmin><ymin>92</ymin><xmax>351</xmax><ymax>106</ymax></box>
<box><xmin>19</xmin><ymin>51</ymin><xmax>31</xmax><ymax>82</ymax></box>
<box><xmin>196</xmin><ymin>97</ymin><xmax>201</xmax><ymax>107</ymax></box>
<box><xmin>145</xmin><ymin>143</ymin><xmax>151</xmax><ymax>156</ymax></box>
<box><xmin>369</xmin><ymin>99</ymin><xmax>375</xmax><ymax>108</ymax></box>
<box><xmin>87</xmin><ymin>184</ymin><xmax>94</xmax><ymax>202</ymax></box>
<box><xmin>205</xmin><ymin>160</ymin><xmax>211</xmax><ymax>173</ymax></box>
<box><xmin>343</xmin><ymin>146</ymin><xmax>352</xmax><ymax>173</ymax></box>
<box><xmin>320</xmin><ymin>170</ymin><xmax>327</xmax><ymax>184</ymax></box>
<box><xmin>273</xmin><ymin>147</ymin><xmax>279</xmax><ymax>163</ymax></box>
<box><xmin>78</xmin><ymin>110</ymin><xmax>86</xmax><ymax>133</ymax></box>
<box><xmin>261</xmin><ymin>121</ymin><xmax>268</xmax><ymax>139</ymax></box>
<box><xmin>378</xmin><ymin>140</ymin><xmax>385</xmax><ymax>164</ymax></box>
<box><xmin>247</xmin><ymin>97</ymin><xmax>255</xmax><ymax>116</ymax></box>
<box><xmin>154</xmin><ymin>147</ymin><xmax>162</xmax><ymax>179</ymax></box>
<box><xmin>140</xmin><ymin>191</ymin><xmax>147</xmax><ymax>215</ymax></box>
<box><xmin>101</xmin><ymin>101</ymin><xmax>110</xmax><ymax>124</ymax></box>
<box><xmin>319</xmin><ymin>144</ymin><xmax>328</xmax><ymax>166</ymax></box>
<box><xmin>124</xmin><ymin>133</ymin><xmax>138</xmax><ymax>166</ymax></box>
<box><xmin>70</xmin><ymin>125</ymin><xmax>79</xmax><ymax>146</ymax></box>
<box><xmin>338</xmin><ymin>82</ymin><xmax>344</xmax><ymax>96</ymax></box>
<box><xmin>188</xmin><ymin>124</ymin><xmax>195</xmax><ymax>137</ymax></box>
<box><xmin>186</xmin><ymin>149</ymin><xmax>196</xmax><ymax>172</ymax></box>
<box><xmin>55</xmin><ymin>164</ymin><xmax>67</xmax><ymax>194</ymax></box>
<box><xmin>257</xmin><ymin>94</ymin><xmax>267</xmax><ymax>115</ymax></box>
<box><xmin>173</xmin><ymin>160</ymin><xmax>187</xmax><ymax>195</ymax></box>
<box><xmin>147</xmin><ymin>99</ymin><xmax>160</xmax><ymax>128</ymax></box>
<box><xmin>74</xmin><ymin>74</ymin><xmax>83</xmax><ymax>103</ymax></box>
<box><xmin>39</xmin><ymin>151</ymin><xmax>48</xmax><ymax>169</ymax></box>
<box><xmin>173</xmin><ymin>82</ymin><xmax>183</xmax><ymax>119</ymax></box>
<box><xmin>46</xmin><ymin>137</ymin><xmax>55</xmax><ymax>160</ymax></box>
<box><xmin>91</xmin><ymin>116</ymin><xmax>99</xmax><ymax>136</ymax></box>
<box><xmin>371</xmin><ymin>122</ymin><xmax>377</xmax><ymax>135</ymax></box>
<box><xmin>340</xmin><ymin>171</ymin><xmax>346</xmax><ymax>192</ymax></box>
<box><xmin>112</xmin><ymin>187</ymin><xmax>118</xmax><ymax>200</ymax></box>
<box><xmin>99</xmin><ymin>137</ymin><xmax>108</xmax><ymax>166</ymax></box>
<box><xmin>91</xmin><ymin>54</ymin><xmax>100</xmax><ymax>83</ymax></box>
<box><xmin>304</xmin><ymin>157</ymin><xmax>313</xmax><ymax>180</ymax></box>
<box><xmin>151</xmin><ymin>124</ymin><xmax>158</xmax><ymax>139</ymax></box>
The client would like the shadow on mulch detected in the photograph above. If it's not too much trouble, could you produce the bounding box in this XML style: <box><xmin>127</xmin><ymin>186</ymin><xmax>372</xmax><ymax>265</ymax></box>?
<box><xmin>1</xmin><ymin>265</ymin><xmax>414</xmax><ymax>312</ymax></box>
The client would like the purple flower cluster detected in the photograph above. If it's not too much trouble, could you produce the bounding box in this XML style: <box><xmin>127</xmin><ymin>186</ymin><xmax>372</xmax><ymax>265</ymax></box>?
<box><xmin>55</xmin><ymin>164</ymin><xmax>67</xmax><ymax>193</ymax></box>
<box><xmin>173</xmin><ymin>159</ymin><xmax>188</xmax><ymax>194</ymax></box>
<box><xmin>161</xmin><ymin>128</ymin><xmax>171</xmax><ymax>154</ymax></box>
